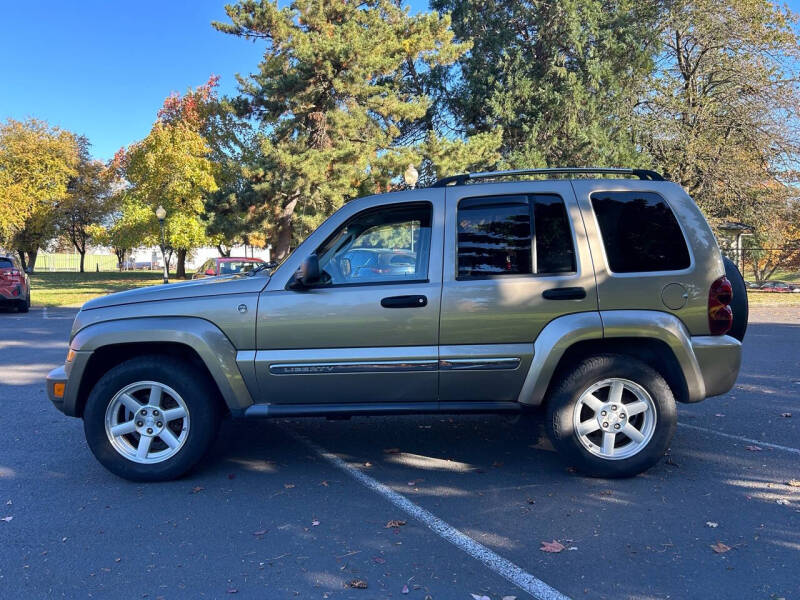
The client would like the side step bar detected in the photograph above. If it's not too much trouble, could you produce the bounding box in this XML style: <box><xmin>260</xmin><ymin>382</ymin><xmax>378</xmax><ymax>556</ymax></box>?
<box><xmin>242</xmin><ymin>401</ymin><xmax>524</xmax><ymax>419</ymax></box>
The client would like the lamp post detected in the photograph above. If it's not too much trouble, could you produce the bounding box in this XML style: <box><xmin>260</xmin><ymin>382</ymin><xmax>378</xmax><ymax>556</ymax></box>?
<box><xmin>155</xmin><ymin>205</ymin><xmax>168</xmax><ymax>284</ymax></box>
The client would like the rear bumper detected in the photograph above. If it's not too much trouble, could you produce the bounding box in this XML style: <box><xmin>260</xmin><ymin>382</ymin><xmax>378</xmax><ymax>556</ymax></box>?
<box><xmin>0</xmin><ymin>284</ymin><xmax>24</xmax><ymax>301</ymax></box>
<box><xmin>691</xmin><ymin>335</ymin><xmax>741</xmax><ymax>399</ymax></box>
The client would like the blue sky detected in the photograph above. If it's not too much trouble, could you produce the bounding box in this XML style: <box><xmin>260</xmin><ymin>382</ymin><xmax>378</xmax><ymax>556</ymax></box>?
<box><xmin>0</xmin><ymin>0</ymin><xmax>795</xmax><ymax>161</ymax></box>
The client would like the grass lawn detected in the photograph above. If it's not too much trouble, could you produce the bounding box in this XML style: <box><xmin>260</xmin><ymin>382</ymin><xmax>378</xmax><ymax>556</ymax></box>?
<box><xmin>746</xmin><ymin>290</ymin><xmax>800</xmax><ymax>306</ymax></box>
<box><xmin>30</xmin><ymin>271</ymin><xmax>177</xmax><ymax>308</ymax></box>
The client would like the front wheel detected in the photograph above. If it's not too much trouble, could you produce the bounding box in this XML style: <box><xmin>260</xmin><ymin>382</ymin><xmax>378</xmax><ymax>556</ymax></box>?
<box><xmin>83</xmin><ymin>356</ymin><xmax>221</xmax><ymax>481</ymax></box>
<box><xmin>545</xmin><ymin>354</ymin><xmax>676</xmax><ymax>478</ymax></box>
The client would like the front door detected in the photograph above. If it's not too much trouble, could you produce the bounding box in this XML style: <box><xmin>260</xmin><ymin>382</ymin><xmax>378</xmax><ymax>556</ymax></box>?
<box><xmin>254</xmin><ymin>195</ymin><xmax>444</xmax><ymax>405</ymax></box>
<box><xmin>438</xmin><ymin>180</ymin><xmax>597</xmax><ymax>403</ymax></box>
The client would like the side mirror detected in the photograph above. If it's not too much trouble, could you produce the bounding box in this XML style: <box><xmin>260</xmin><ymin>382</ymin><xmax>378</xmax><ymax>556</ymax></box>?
<box><xmin>292</xmin><ymin>254</ymin><xmax>321</xmax><ymax>288</ymax></box>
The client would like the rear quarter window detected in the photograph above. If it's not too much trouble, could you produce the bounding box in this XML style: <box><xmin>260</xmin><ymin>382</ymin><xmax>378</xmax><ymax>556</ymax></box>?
<box><xmin>590</xmin><ymin>191</ymin><xmax>691</xmax><ymax>273</ymax></box>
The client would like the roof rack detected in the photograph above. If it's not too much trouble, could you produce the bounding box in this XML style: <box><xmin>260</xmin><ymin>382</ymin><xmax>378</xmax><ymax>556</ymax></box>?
<box><xmin>431</xmin><ymin>167</ymin><xmax>665</xmax><ymax>187</ymax></box>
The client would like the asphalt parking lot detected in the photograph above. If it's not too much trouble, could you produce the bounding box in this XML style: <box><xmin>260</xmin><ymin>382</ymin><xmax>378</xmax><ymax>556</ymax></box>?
<box><xmin>1</xmin><ymin>306</ymin><xmax>798</xmax><ymax>600</ymax></box>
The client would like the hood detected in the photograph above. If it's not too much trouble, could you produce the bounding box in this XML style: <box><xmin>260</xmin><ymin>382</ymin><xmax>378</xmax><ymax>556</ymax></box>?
<box><xmin>82</xmin><ymin>273</ymin><xmax>270</xmax><ymax>310</ymax></box>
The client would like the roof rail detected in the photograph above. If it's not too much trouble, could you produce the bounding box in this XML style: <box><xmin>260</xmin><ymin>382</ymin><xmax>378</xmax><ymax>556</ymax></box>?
<box><xmin>431</xmin><ymin>167</ymin><xmax>665</xmax><ymax>187</ymax></box>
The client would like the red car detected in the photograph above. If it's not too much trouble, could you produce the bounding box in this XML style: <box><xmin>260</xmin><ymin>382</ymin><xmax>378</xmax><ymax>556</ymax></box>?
<box><xmin>192</xmin><ymin>257</ymin><xmax>265</xmax><ymax>279</ymax></box>
<box><xmin>0</xmin><ymin>255</ymin><xmax>30</xmax><ymax>312</ymax></box>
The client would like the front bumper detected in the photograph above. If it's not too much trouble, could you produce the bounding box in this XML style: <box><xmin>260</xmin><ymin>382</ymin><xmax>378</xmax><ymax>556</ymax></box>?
<box><xmin>46</xmin><ymin>349</ymin><xmax>92</xmax><ymax>417</ymax></box>
<box><xmin>46</xmin><ymin>365</ymin><xmax>68</xmax><ymax>414</ymax></box>
<box><xmin>691</xmin><ymin>335</ymin><xmax>742</xmax><ymax>399</ymax></box>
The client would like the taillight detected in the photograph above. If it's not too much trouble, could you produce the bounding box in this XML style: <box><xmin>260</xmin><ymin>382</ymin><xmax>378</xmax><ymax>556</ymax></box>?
<box><xmin>708</xmin><ymin>276</ymin><xmax>733</xmax><ymax>335</ymax></box>
<box><xmin>2</xmin><ymin>269</ymin><xmax>20</xmax><ymax>281</ymax></box>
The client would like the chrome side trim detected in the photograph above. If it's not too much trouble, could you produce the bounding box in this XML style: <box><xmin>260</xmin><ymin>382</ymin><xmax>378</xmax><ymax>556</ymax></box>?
<box><xmin>439</xmin><ymin>358</ymin><xmax>520</xmax><ymax>371</ymax></box>
<box><xmin>269</xmin><ymin>360</ymin><xmax>437</xmax><ymax>375</ymax></box>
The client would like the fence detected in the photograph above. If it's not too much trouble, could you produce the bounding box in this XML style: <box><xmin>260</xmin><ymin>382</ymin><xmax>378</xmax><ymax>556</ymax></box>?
<box><xmin>36</xmin><ymin>253</ymin><xmax>120</xmax><ymax>272</ymax></box>
<box><xmin>722</xmin><ymin>246</ymin><xmax>800</xmax><ymax>282</ymax></box>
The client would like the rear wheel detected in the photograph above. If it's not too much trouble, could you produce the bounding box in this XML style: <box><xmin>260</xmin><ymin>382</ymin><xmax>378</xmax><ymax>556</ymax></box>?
<box><xmin>17</xmin><ymin>292</ymin><xmax>30</xmax><ymax>313</ymax></box>
<box><xmin>545</xmin><ymin>354</ymin><xmax>676</xmax><ymax>478</ymax></box>
<box><xmin>83</xmin><ymin>356</ymin><xmax>221</xmax><ymax>481</ymax></box>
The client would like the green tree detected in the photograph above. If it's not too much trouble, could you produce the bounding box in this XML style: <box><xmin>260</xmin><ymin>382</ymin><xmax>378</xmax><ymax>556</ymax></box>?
<box><xmin>57</xmin><ymin>137</ymin><xmax>115</xmax><ymax>272</ymax></box>
<box><xmin>431</xmin><ymin>0</ymin><xmax>662</xmax><ymax>167</ymax></box>
<box><xmin>0</xmin><ymin>118</ymin><xmax>79</xmax><ymax>270</ymax></box>
<box><xmin>214</xmin><ymin>0</ymin><xmax>481</xmax><ymax>259</ymax></box>
<box><xmin>122</xmin><ymin>116</ymin><xmax>218</xmax><ymax>278</ymax></box>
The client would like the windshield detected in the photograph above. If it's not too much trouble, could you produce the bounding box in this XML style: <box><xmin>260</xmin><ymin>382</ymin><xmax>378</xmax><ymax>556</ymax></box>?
<box><xmin>219</xmin><ymin>260</ymin><xmax>262</xmax><ymax>275</ymax></box>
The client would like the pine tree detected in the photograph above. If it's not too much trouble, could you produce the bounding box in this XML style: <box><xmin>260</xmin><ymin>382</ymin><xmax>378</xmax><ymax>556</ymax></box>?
<box><xmin>214</xmin><ymin>0</ymin><xmax>479</xmax><ymax>259</ymax></box>
<box><xmin>432</xmin><ymin>0</ymin><xmax>662</xmax><ymax>168</ymax></box>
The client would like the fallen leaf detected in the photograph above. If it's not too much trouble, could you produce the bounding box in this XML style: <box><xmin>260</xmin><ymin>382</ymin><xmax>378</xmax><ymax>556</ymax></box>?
<box><xmin>284</xmin><ymin>483</ymin><xmax>295</xmax><ymax>489</ymax></box>
<box><xmin>503</xmin><ymin>596</ymin><xmax>518</xmax><ymax>600</ymax></box>
<box><xmin>385</xmin><ymin>520</ymin><xmax>407</xmax><ymax>528</ymax></box>
<box><xmin>711</xmin><ymin>541</ymin><xmax>731</xmax><ymax>554</ymax></box>
<box><xmin>252</xmin><ymin>529</ymin><xmax>268</xmax><ymax>536</ymax></box>
<box><xmin>527</xmin><ymin>498</ymin><xmax>535</xmax><ymax>504</ymax></box>
<box><xmin>471</xmin><ymin>595</ymin><xmax>490</xmax><ymax>600</ymax></box>
<box><xmin>312</xmin><ymin>520</ymin><xmax>320</xmax><ymax>526</ymax></box>
<box><xmin>1</xmin><ymin>516</ymin><xmax>12</xmax><ymax>523</ymax></box>
<box><xmin>191</xmin><ymin>486</ymin><xmax>204</xmax><ymax>494</ymax></box>
<box><xmin>714</xmin><ymin>413</ymin><xmax>725</xmax><ymax>417</ymax></box>
<box><xmin>540</xmin><ymin>540</ymin><xmax>565</xmax><ymax>553</ymax></box>
<box><xmin>5</xmin><ymin>500</ymin><xmax>10</xmax><ymax>505</ymax></box>
<box><xmin>745</xmin><ymin>445</ymin><xmax>762</xmax><ymax>452</ymax></box>
<box><xmin>372</xmin><ymin>556</ymin><xmax>386</xmax><ymax>564</ymax></box>
<box><xmin>401</xmin><ymin>585</ymin><xmax>409</xmax><ymax>594</ymax></box>
<box><xmin>227</xmin><ymin>588</ymin><xmax>238</xmax><ymax>594</ymax></box>
<box><xmin>320</xmin><ymin>481</ymin><xmax>329</xmax><ymax>487</ymax></box>
<box><xmin>364</xmin><ymin>462</ymin><xmax>373</xmax><ymax>467</ymax></box>
<box><xmin>383</xmin><ymin>448</ymin><xmax>401</xmax><ymax>454</ymax></box>
<box><xmin>348</xmin><ymin>579</ymin><xmax>368</xmax><ymax>589</ymax></box>
<box><xmin>706</xmin><ymin>521</ymin><xmax>719</xmax><ymax>528</ymax></box>
<box><xmin>781</xmin><ymin>412</ymin><xmax>792</xmax><ymax>418</ymax></box>
<box><xmin>785</xmin><ymin>480</ymin><xmax>800</xmax><ymax>487</ymax></box>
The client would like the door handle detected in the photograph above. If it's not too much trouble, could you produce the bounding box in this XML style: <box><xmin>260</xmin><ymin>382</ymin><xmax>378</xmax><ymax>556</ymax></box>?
<box><xmin>542</xmin><ymin>287</ymin><xmax>586</xmax><ymax>300</ymax></box>
<box><xmin>381</xmin><ymin>295</ymin><xmax>428</xmax><ymax>308</ymax></box>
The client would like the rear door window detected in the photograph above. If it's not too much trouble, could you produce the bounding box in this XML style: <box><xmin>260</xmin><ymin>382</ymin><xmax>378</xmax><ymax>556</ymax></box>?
<box><xmin>590</xmin><ymin>191</ymin><xmax>691</xmax><ymax>273</ymax></box>
<box><xmin>456</xmin><ymin>194</ymin><xmax>576</xmax><ymax>279</ymax></box>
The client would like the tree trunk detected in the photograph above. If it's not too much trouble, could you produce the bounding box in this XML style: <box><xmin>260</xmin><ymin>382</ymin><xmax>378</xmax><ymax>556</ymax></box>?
<box><xmin>176</xmin><ymin>249</ymin><xmax>187</xmax><ymax>278</ymax></box>
<box><xmin>273</xmin><ymin>196</ymin><xmax>299</xmax><ymax>261</ymax></box>
<box><xmin>18</xmin><ymin>249</ymin><xmax>38</xmax><ymax>272</ymax></box>
<box><xmin>217</xmin><ymin>244</ymin><xmax>231</xmax><ymax>257</ymax></box>
<box><xmin>79</xmin><ymin>250</ymin><xmax>86</xmax><ymax>273</ymax></box>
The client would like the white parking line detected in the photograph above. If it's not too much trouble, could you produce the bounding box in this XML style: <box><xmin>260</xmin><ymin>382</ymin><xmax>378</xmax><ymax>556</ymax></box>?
<box><xmin>678</xmin><ymin>422</ymin><xmax>800</xmax><ymax>456</ymax></box>
<box><xmin>283</xmin><ymin>426</ymin><xmax>571</xmax><ymax>600</ymax></box>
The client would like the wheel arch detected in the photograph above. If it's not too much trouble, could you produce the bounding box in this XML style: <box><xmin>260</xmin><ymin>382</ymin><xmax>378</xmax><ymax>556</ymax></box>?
<box><xmin>68</xmin><ymin>317</ymin><xmax>254</xmax><ymax>417</ymax></box>
<box><xmin>518</xmin><ymin>310</ymin><xmax>705</xmax><ymax>406</ymax></box>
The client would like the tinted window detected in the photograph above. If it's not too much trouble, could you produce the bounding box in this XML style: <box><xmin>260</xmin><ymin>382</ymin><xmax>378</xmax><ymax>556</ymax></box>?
<box><xmin>591</xmin><ymin>191</ymin><xmax>690</xmax><ymax>273</ymax></box>
<box><xmin>457</xmin><ymin>194</ymin><xmax>575</xmax><ymax>278</ymax></box>
<box><xmin>534</xmin><ymin>195</ymin><xmax>576</xmax><ymax>274</ymax></box>
<box><xmin>316</xmin><ymin>203</ymin><xmax>432</xmax><ymax>285</ymax></box>
<box><xmin>0</xmin><ymin>258</ymin><xmax>13</xmax><ymax>269</ymax></box>
<box><xmin>458</xmin><ymin>198</ymin><xmax>531</xmax><ymax>277</ymax></box>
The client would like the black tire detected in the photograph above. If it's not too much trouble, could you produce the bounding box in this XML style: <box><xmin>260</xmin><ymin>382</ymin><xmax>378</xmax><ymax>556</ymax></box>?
<box><xmin>722</xmin><ymin>255</ymin><xmax>748</xmax><ymax>341</ymax></box>
<box><xmin>17</xmin><ymin>293</ymin><xmax>30</xmax><ymax>313</ymax></box>
<box><xmin>83</xmin><ymin>355</ymin><xmax>222</xmax><ymax>482</ymax></box>
<box><xmin>545</xmin><ymin>354</ymin><xmax>677</xmax><ymax>478</ymax></box>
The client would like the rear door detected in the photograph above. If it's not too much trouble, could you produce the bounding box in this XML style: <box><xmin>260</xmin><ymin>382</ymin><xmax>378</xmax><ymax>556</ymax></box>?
<box><xmin>439</xmin><ymin>181</ymin><xmax>597</xmax><ymax>403</ymax></box>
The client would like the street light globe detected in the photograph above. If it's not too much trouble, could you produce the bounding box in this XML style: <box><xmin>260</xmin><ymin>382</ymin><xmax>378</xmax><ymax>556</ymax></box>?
<box><xmin>155</xmin><ymin>205</ymin><xmax>167</xmax><ymax>221</ymax></box>
<box><xmin>404</xmin><ymin>164</ymin><xmax>419</xmax><ymax>189</ymax></box>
